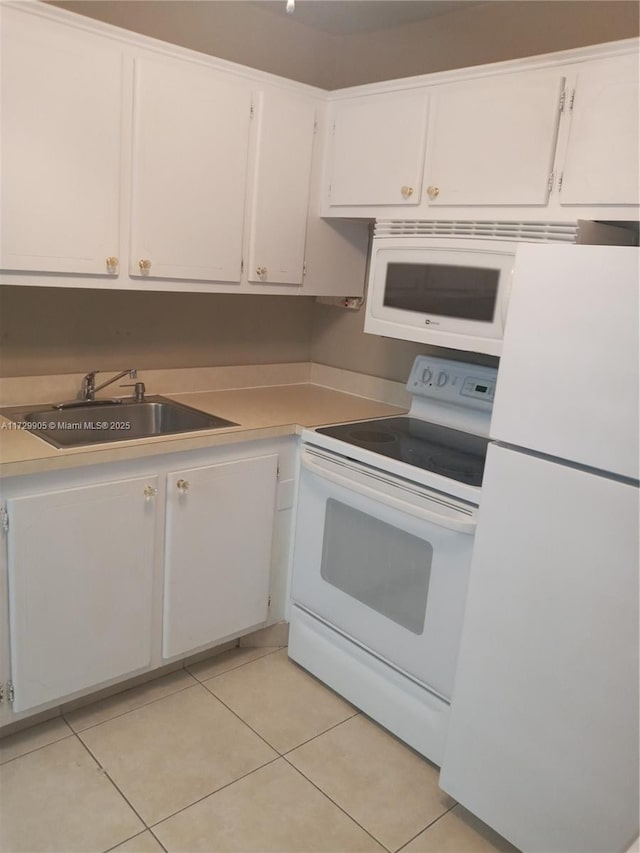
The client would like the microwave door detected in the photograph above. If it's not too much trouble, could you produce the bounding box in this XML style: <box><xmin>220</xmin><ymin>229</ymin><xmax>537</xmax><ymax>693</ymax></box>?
<box><xmin>364</xmin><ymin>240</ymin><xmax>515</xmax><ymax>356</ymax></box>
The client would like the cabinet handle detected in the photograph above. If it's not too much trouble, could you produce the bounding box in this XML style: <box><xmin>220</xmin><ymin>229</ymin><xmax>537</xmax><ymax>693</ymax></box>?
<box><xmin>177</xmin><ymin>479</ymin><xmax>190</xmax><ymax>494</ymax></box>
<box><xmin>106</xmin><ymin>256</ymin><xmax>119</xmax><ymax>273</ymax></box>
<box><xmin>143</xmin><ymin>485</ymin><xmax>157</xmax><ymax>500</ymax></box>
<box><xmin>426</xmin><ymin>186</ymin><xmax>440</xmax><ymax>199</ymax></box>
<box><xmin>138</xmin><ymin>259</ymin><xmax>152</xmax><ymax>273</ymax></box>
<box><xmin>256</xmin><ymin>266</ymin><xmax>267</xmax><ymax>278</ymax></box>
<box><xmin>400</xmin><ymin>185</ymin><xmax>414</xmax><ymax>199</ymax></box>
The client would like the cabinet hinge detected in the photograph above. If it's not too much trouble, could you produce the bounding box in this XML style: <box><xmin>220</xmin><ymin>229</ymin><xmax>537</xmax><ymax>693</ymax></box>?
<box><xmin>313</xmin><ymin>119</ymin><xmax>318</xmax><ymax>135</ymax></box>
<box><xmin>302</xmin><ymin>261</ymin><xmax>307</xmax><ymax>278</ymax></box>
<box><xmin>558</xmin><ymin>172</ymin><xmax>564</xmax><ymax>193</ymax></box>
<box><xmin>7</xmin><ymin>682</ymin><xmax>14</xmax><ymax>704</ymax></box>
<box><xmin>332</xmin><ymin>121</ymin><xmax>336</xmax><ymax>135</ymax></box>
<box><xmin>0</xmin><ymin>506</ymin><xmax>8</xmax><ymax>534</ymax></box>
<box><xmin>559</xmin><ymin>89</ymin><xmax>567</xmax><ymax>113</ymax></box>
<box><xmin>240</xmin><ymin>258</ymin><xmax>244</xmax><ymax>274</ymax></box>
<box><xmin>569</xmin><ymin>89</ymin><xmax>575</xmax><ymax>111</ymax></box>
<box><xmin>268</xmin><ymin>595</ymin><xmax>272</xmax><ymax>608</ymax></box>
<box><xmin>0</xmin><ymin>683</ymin><xmax>3</xmax><ymax>704</ymax></box>
<box><xmin>547</xmin><ymin>171</ymin><xmax>555</xmax><ymax>193</ymax></box>
<box><xmin>250</xmin><ymin>103</ymin><xmax>255</xmax><ymax>119</ymax></box>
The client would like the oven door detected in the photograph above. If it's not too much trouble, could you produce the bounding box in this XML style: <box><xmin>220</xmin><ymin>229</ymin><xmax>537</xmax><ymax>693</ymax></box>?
<box><xmin>290</xmin><ymin>445</ymin><xmax>477</xmax><ymax>700</ymax></box>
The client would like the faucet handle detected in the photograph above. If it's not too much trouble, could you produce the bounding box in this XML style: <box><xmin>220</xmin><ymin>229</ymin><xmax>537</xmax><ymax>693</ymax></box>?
<box><xmin>82</xmin><ymin>371</ymin><xmax>97</xmax><ymax>400</ymax></box>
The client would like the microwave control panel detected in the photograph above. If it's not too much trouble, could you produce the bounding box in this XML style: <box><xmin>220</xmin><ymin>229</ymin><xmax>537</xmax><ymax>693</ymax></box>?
<box><xmin>407</xmin><ymin>356</ymin><xmax>497</xmax><ymax>412</ymax></box>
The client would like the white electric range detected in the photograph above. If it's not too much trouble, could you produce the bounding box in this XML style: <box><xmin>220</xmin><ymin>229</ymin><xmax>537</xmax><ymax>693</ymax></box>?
<box><xmin>288</xmin><ymin>355</ymin><xmax>497</xmax><ymax>765</ymax></box>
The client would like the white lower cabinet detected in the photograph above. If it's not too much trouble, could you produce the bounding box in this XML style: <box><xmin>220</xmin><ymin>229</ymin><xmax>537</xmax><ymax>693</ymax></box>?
<box><xmin>0</xmin><ymin>439</ymin><xmax>292</xmax><ymax>725</ymax></box>
<box><xmin>5</xmin><ymin>476</ymin><xmax>157</xmax><ymax>714</ymax></box>
<box><xmin>162</xmin><ymin>455</ymin><xmax>278</xmax><ymax>658</ymax></box>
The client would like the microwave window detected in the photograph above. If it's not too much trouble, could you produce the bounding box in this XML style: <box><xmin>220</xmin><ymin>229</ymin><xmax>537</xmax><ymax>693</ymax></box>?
<box><xmin>383</xmin><ymin>263</ymin><xmax>500</xmax><ymax>322</ymax></box>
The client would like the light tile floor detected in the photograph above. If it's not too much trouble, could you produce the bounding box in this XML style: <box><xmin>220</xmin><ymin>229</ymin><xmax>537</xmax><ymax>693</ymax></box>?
<box><xmin>0</xmin><ymin>646</ymin><xmax>519</xmax><ymax>853</ymax></box>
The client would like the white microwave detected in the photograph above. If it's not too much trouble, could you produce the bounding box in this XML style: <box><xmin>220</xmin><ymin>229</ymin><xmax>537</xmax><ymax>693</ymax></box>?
<box><xmin>364</xmin><ymin>235</ymin><xmax>516</xmax><ymax>356</ymax></box>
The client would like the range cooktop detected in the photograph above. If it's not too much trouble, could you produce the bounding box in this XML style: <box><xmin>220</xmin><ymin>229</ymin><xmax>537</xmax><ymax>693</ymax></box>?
<box><xmin>316</xmin><ymin>416</ymin><xmax>489</xmax><ymax>487</ymax></box>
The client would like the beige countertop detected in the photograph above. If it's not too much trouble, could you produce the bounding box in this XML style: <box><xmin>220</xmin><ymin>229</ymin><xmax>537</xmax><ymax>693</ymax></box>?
<box><xmin>0</xmin><ymin>383</ymin><xmax>406</xmax><ymax>478</ymax></box>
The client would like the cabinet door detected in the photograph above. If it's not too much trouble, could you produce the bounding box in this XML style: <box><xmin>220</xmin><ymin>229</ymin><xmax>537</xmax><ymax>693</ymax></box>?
<box><xmin>247</xmin><ymin>90</ymin><xmax>316</xmax><ymax>285</ymax></box>
<box><xmin>130</xmin><ymin>55</ymin><xmax>252</xmax><ymax>282</ymax></box>
<box><xmin>328</xmin><ymin>92</ymin><xmax>428</xmax><ymax>206</ymax></box>
<box><xmin>163</xmin><ymin>454</ymin><xmax>278</xmax><ymax>658</ymax></box>
<box><xmin>559</xmin><ymin>55</ymin><xmax>639</xmax><ymax>205</ymax></box>
<box><xmin>0</xmin><ymin>8</ymin><xmax>123</xmax><ymax>275</ymax></box>
<box><xmin>6</xmin><ymin>477</ymin><xmax>158</xmax><ymax>713</ymax></box>
<box><xmin>424</xmin><ymin>73</ymin><xmax>564</xmax><ymax>206</ymax></box>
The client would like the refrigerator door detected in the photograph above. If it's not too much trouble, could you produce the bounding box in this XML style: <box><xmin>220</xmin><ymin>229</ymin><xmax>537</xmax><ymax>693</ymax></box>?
<box><xmin>439</xmin><ymin>443</ymin><xmax>639</xmax><ymax>853</ymax></box>
<box><xmin>491</xmin><ymin>244</ymin><xmax>639</xmax><ymax>480</ymax></box>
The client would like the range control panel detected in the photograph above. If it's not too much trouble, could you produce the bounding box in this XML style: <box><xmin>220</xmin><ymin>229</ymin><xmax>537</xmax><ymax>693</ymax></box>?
<box><xmin>407</xmin><ymin>355</ymin><xmax>498</xmax><ymax>412</ymax></box>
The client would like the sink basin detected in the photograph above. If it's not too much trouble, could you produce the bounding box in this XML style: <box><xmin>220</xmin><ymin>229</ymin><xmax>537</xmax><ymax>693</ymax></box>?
<box><xmin>0</xmin><ymin>396</ymin><xmax>238</xmax><ymax>448</ymax></box>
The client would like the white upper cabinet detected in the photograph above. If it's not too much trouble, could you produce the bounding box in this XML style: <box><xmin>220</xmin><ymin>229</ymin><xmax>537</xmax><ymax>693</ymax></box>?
<box><xmin>247</xmin><ymin>90</ymin><xmax>316</xmax><ymax>285</ymax></box>
<box><xmin>558</xmin><ymin>55</ymin><xmax>639</xmax><ymax>205</ymax></box>
<box><xmin>0</xmin><ymin>8</ymin><xmax>123</xmax><ymax>275</ymax></box>
<box><xmin>130</xmin><ymin>54</ymin><xmax>252</xmax><ymax>282</ymax></box>
<box><xmin>327</xmin><ymin>91</ymin><xmax>429</xmax><ymax>206</ymax></box>
<box><xmin>424</xmin><ymin>72</ymin><xmax>564</xmax><ymax>206</ymax></box>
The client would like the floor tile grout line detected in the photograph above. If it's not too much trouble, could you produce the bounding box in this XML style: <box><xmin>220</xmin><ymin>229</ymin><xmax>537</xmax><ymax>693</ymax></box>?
<box><xmin>61</xmin><ymin>678</ymin><xmax>201</xmax><ymax>735</ymax></box>
<box><xmin>281</xmin><ymin>709</ymin><xmax>361</xmax><ymax>756</ymax></box>
<box><xmin>102</xmin><ymin>826</ymin><xmax>169</xmax><ymax>853</ymax></box>
<box><xmin>148</xmin><ymin>754</ymin><xmax>283</xmax><ymax>831</ymax></box>
<box><xmin>393</xmin><ymin>801</ymin><xmax>458</xmax><ymax>853</ymax></box>
<box><xmin>0</xmin><ymin>729</ymin><xmax>76</xmax><ymax>767</ymax></box>
<box><xmin>74</xmin><ymin>731</ymin><xmax>151</xmax><ymax>832</ymax></box>
<box><xmin>281</xmin><ymin>755</ymin><xmax>394</xmax><ymax>853</ymax></box>
<box><xmin>0</xmin><ymin>647</ymin><xmax>284</xmax><ymax>753</ymax></box>
<box><xmin>198</xmin><ymin>679</ymin><xmax>290</xmax><ymax>755</ymax></box>
<box><xmin>186</xmin><ymin>645</ymin><xmax>284</xmax><ymax>685</ymax></box>
<box><xmin>199</xmin><ymin>672</ymin><xmax>360</xmax><ymax>759</ymax></box>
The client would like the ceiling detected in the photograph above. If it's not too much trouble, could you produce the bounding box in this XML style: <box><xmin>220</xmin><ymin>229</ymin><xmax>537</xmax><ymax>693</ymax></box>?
<box><xmin>249</xmin><ymin>1</ymin><xmax>485</xmax><ymax>35</ymax></box>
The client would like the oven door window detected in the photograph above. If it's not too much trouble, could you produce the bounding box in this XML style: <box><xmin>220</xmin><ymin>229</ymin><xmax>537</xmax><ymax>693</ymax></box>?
<box><xmin>320</xmin><ymin>499</ymin><xmax>433</xmax><ymax>635</ymax></box>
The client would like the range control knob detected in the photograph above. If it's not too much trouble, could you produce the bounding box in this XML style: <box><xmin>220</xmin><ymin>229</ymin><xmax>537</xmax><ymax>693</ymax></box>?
<box><xmin>421</xmin><ymin>367</ymin><xmax>433</xmax><ymax>384</ymax></box>
<box><xmin>437</xmin><ymin>371</ymin><xmax>449</xmax><ymax>387</ymax></box>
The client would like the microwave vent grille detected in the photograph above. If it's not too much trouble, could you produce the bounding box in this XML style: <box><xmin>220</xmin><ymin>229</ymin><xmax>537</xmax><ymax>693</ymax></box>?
<box><xmin>374</xmin><ymin>220</ymin><xmax>579</xmax><ymax>243</ymax></box>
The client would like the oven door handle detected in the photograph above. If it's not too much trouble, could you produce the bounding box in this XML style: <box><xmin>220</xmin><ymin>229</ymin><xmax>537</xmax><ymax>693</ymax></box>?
<box><xmin>302</xmin><ymin>453</ymin><xmax>477</xmax><ymax>535</ymax></box>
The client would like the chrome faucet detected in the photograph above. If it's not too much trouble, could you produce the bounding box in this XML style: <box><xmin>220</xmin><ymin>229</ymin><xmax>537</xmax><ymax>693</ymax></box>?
<box><xmin>81</xmin><ymin>369</ymin><xmax>137</xmax><ymax>401</ymax></box>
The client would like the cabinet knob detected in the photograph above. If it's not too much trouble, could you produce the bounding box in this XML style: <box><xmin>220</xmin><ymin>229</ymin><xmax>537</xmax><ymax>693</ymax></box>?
<box><xmin>426</xmin><ymin>186</ymin><xmax>440</xmax><ymax>199</ymax></box>
<box><xmin>138</xmin><ymin>259</ymin><xmax>152</xmax><ymax>273</ymax></box>
<box><xmin>143</xmin><ymin>485</ymin><xmax>157</xmax><ymax>500</ymax></box>
<box><xmin>400</xmin><ymin>185</ymin><xmax>414</xmax><ymax>199</ymax></box>
<box><xmin>256</xmin><ymin>266</ymin><xmax>267</xmax><ymax>278</ymax></box>
<box><xmin>177</xmin><ymin>479</ymin><xmax>190</xmax><ymax>494</ymax></box>
<box><xmin>106</xmin><ymin>256</ymin><xmax>119</xmax><ymax>273</ymax></box>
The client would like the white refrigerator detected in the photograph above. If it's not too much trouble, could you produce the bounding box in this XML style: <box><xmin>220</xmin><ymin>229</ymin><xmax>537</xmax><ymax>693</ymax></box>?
<box><xmin>439</xmin><ymin>244</ymin><xmax>639</xmax><ymax>853</ymax></box>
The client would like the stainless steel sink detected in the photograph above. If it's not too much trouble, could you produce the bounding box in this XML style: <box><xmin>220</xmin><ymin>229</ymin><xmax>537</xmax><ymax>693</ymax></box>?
<box><xmin>0</xmin><ymin>396</ymin><xmax>238</xmax><ymax>448</ymax></box>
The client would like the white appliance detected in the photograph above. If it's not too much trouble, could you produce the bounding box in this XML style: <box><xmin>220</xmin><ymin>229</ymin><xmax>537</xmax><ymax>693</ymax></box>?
<box><xmin>288</xmin><ymin>355</ymin><xmax>497</xmax><ymax>765</ymax></box>
<box><xmin>439</xmin><ymin>244</ymin><xmax>639</xmax><ymax>853</ymax></box>
<box><xmin>364</xmin><ymin>220</ymin><xmax>636</xmax><ymax>355</ymax></box>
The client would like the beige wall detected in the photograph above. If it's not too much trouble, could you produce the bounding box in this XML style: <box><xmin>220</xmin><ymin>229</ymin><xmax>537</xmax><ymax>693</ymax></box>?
<box><xmin>51</xmin><ymin>0</ymin><xmax>337</xmax><ymax>89</ymax></box>
<box><xmin>51</xmin><ymin>0</ymin><xmax>639</xmax><ymax>88</ymax></box>
<box><xmin>310</xmin><ymin>301</ymin><xmax>498</xmax><ymax>383</ymax></box>
<box><xmin>0</xmin><ymin>288</ymin><xmax>314</xmax><ymax>377</ymax></box>
<box><xmin>332</xmin><ymin>1</ymin><xmax>640</xmax><ymax>87</ymax></box>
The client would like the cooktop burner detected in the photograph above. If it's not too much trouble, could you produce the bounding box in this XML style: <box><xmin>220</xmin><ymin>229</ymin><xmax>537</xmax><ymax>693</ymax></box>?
<box><xmin>316</xmin><ymin>416</ymin><xmax>489</xmax><ymax>486</ymax></box>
